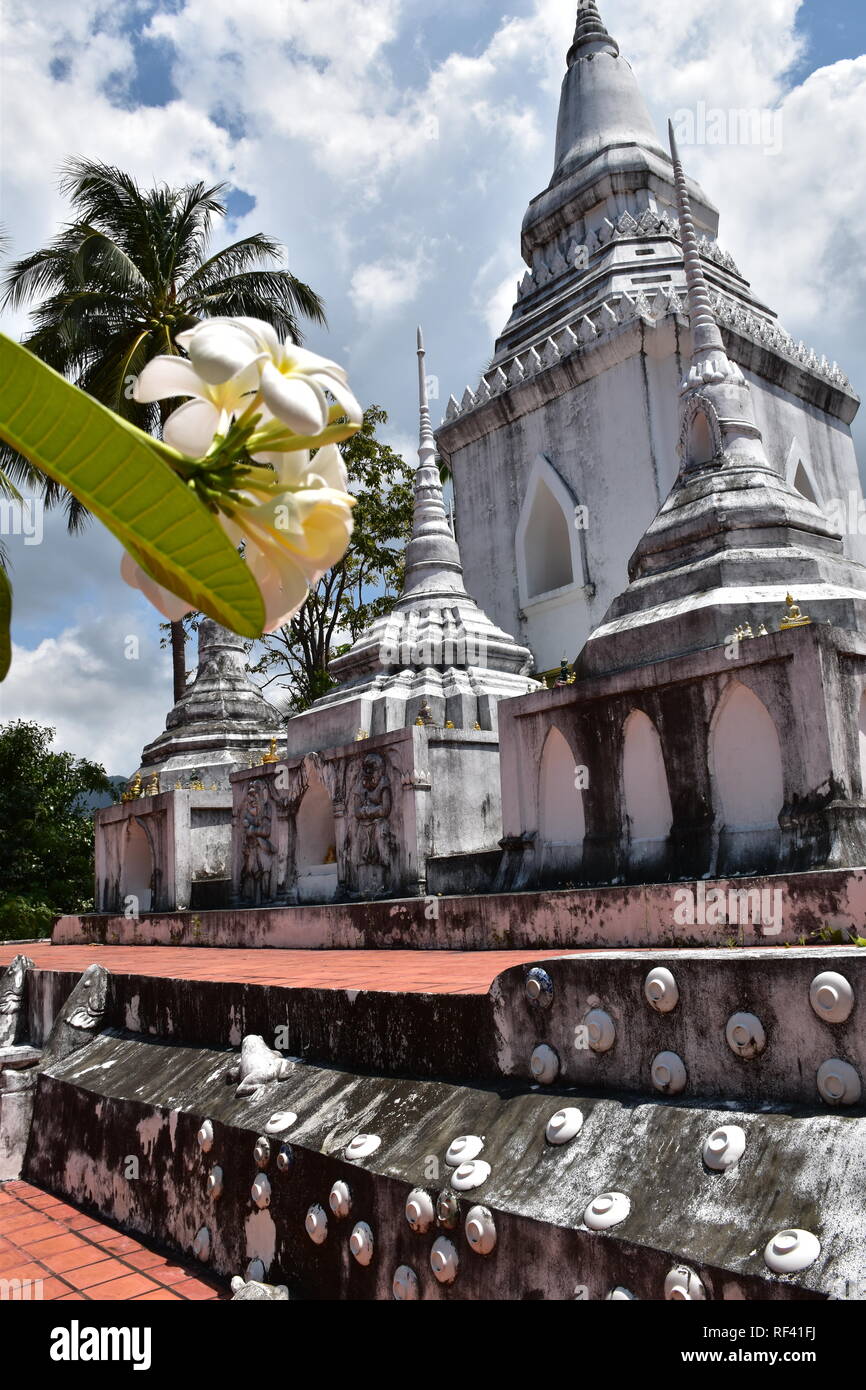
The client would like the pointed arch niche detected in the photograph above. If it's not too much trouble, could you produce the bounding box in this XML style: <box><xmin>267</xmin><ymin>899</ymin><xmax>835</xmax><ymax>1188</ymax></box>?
<box><xmin>622</xmin><ymin>710</ymin><xmax>673</xmax><ymax>866</ymax></box>
<box><xmin>516</xmin><ymin>455</ymin><xmax>586</xmax><ymax>606</ymax></box>
<box><xmin>537</xmin><ymin>726</ymin><xmax>585</xmax><ymax>878</ymax></box>
<box><xmin>123</xmin><ymin>817</ymin><xmax>154</xmax><ymax>912</ymax></box>
<box><xmin>709</xmin><ymin>680</ymin><xmax>784</xmax><ymax>869</ymax></box>
<box><xmin>785</xmin><ymin>438</ymin><xmax>822</xmax><ymax>508</ymax></box>
<box><xmin>295</xmin><ymin>761</ymin><xmax>339</xmax><ymax>902</ymax></box>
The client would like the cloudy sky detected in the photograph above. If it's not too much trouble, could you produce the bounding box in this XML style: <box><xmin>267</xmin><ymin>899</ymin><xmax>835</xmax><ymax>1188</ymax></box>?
<box><xmin>1</xmin><ymin>0</ymin><xmax>864</xmax><ymax>773</ymax></box>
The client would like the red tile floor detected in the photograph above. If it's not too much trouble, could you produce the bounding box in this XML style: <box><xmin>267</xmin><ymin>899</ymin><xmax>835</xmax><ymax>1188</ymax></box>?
<box><xmin>0</xmin><ymin>943</ymin><xmax>588</xmax><ymax>994</ymax></box>
<box><xmin>0</xmin><ymin>1180</ymin><xmax>228</xmax><ymax>1300</ymax></box>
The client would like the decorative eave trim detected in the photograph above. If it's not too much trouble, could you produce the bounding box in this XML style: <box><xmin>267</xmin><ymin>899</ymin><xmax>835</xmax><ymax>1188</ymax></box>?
<box><xmin>437</xmin><ymin>295</ymin><xmax>856</xmax><ymax>450</ymax></box>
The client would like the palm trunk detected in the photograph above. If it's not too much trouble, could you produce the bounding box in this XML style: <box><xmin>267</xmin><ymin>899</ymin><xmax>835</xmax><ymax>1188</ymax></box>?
<box><xmin>170</xmin><ymin>620</ymin><xmax>187</xmax><ymax>702</ymax></box>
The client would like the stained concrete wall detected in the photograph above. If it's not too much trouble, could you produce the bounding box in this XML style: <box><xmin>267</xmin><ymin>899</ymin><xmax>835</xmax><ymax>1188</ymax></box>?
<box><xmin>498</xmin><ymin>624</ymin><xmax>866</xmax><ymax>886</ymax></box>
<box><xmin>21</xmin><ymin>1003</ymin><xmax>864</xmax><ymax>1301</ymax></box>
<box><xmin>55</xmin><ymin>866</ymin><xmax>866</xmax><ymax>952</ymax></box>
<box><xmin>94</xmin><ymin>791</ymin><xmax>233</xmax><ymax>914</ymax></box>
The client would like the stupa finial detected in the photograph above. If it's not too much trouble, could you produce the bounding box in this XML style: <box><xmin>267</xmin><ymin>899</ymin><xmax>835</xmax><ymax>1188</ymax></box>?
<box><xmin>401</xmin><ymin>328</ymin><xmax>464</xmax><ymax>597</ymax></box>
<box><xmin>668</xmin><ymin>120</ymin><xmax>726</xmax><ymax>364</ymax></box>
<box><xmin>567</xmin><ymin>1</ymin><xmax>619</xmax><ymax>64</ymax></box>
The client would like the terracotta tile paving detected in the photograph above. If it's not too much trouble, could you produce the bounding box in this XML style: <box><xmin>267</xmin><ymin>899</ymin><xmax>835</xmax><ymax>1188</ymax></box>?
<box><xmin>0</xmin><ymin>1180</ymin><xmax>228</xmax><ymax>1302</ymax></box>
<box><xmin>0</xmin><ymin>942</ymin><xmax>589</xmax><ymax>994</ymax></box>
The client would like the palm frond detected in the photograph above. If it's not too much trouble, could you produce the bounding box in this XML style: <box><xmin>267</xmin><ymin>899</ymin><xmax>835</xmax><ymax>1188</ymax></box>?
<box><xmin>186</xmin><ymin>269</ymin><xmax>326</xmax><ymax>341</ymax></box>
<box><xmin>181</xmin><ymin>233</ymin><xmax>287</xmax><ymax>290</ymax></box>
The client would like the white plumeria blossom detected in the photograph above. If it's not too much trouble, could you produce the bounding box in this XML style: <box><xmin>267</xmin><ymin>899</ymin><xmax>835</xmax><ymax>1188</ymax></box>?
<box><xmin>133</xmin><ymin>353</ymin><xmax>259</xmax><ymax>457</ymax></box>
<box><xmin>223</xmin><ymin>443</ymin><xmax>355</xmax><ymax>632</ymax></box>
<box><xmin>177</xmin><ymin>316</ymin><xmax>363</xmax><ymax>437</ymax></box>
<box><xmin>122</xmin><ymin>318</ymin><xmax>360</xmax><ymax>634</ymax></box>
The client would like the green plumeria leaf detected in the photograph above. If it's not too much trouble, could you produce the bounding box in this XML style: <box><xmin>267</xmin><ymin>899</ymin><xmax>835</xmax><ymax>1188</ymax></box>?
<box><xmin>0</xmin><ymin>334</ymin><xmax>265</xmax><ymax>639</ymax></box>
<box><xmin>0</xmin><ymin>563</ymin><xmax>11</xmax><ymax>682</ymax></box>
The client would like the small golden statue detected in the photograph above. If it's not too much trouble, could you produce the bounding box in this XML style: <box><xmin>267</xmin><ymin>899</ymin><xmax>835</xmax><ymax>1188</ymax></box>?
<box><xmin>174</xmin><ymin>780</ymin><xmax>183</xmax><ymax>791</ymax></box>
<box><xmin>742</xmin><ymin>623</ymin><xmax>754</xmax><ymax>640</ymax></box>
<box><xmin>473</xmin><ymin>721</ymin><xmax>482</xmax><ymax>731</ymax></box>
<box><xmin>145</xmin><ymin>773</ymin><xmax>160</xmax><ymax>796</ymax></box>
<box><xmin>757</xmin><ymin>623</ymin><xmax>769</xmax><ymax>638</ymax></box>
<box><xmin>188</xmin><ymin>769</ymin><xmax>205</xmax><ymax>790</ymax></box>
<box><xmin>262</xmin><ymin>737</ymin><xmax>279</xmax><ymax>764</ymax></box>
<box><xmin>444</xmin><ymin>720</ymin><xmax>455</xmax><ymax>729</ymax></box>
<box><xmin>415</xmin><ymin>699</ymin><xmax>436</xmax><ymax>727</ymax></box>
<box><xmin>122</xmin><ymin>772</ymin><xmax>143</xmax><ymax>802</ymax></box>
<box><xmin>781</xmin><ymin>593</ymin><xmax>811</xmax><ymax>629</ymax></box>
<box><xmin>355</xmin><ymin>729</ymin><xmax>369</xmax><ymax>742</ymax></box>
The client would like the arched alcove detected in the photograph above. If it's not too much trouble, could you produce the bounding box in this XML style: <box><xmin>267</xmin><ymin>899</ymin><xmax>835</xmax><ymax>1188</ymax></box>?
<box><xmin>538</xmin><ymin>727</ymin><xmax>585</xmax><ymax>849</ymax></box>
<box><xmin>622</xmin><ymin>710</ymin><xmax>673</xmax><ymax>849</ymax></box>
<box><xmin>794</xmin><ymin>461</ymin><xmax>818</xmax><ymax>505</ymax></box>
<box><xmin>688</xmin><ymin>409</ymin><xmax>715</xmax><ymax>467</ymax></box>
<box><xmin>124</xmin><ymin>818</ymin><xmax>153</xmax><ymax>912</ymax></box>
<box><xmin>524</xmin><ymin>481</ymin><xmax>574</xmax><ymax>598</ymax></box>
<box><xmin>785</xmin><ymin>439</ymin><xmax>822</xmax><ymax>509</ymax></box>
<box><xmin>516</xmin><ymin>455</ymin><xmax>584</xmax><ymax>605</ymax></box>
<box><xmin>710</xmin><ymin>681</ymin><xmax>784</xmax><ymax>832</ymax></box>
<box><xmin>296</xmin><ymin>771</ymin><xmax>337</xmax><ymax>872</ymax></box>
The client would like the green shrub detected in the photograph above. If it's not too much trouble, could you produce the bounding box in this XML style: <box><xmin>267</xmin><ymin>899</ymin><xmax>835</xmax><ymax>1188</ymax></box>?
<box><xmin>0</xmin><ymin>896</ymin><xmax>55</xmax><ymax>942</ymax></box>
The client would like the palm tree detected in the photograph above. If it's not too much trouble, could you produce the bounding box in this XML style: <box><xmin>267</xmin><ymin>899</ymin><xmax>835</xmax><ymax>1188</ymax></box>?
<box><xmin>1</xmin><ymin>159</ymin><xmax>326</xmax><ymax>699</ymax></box>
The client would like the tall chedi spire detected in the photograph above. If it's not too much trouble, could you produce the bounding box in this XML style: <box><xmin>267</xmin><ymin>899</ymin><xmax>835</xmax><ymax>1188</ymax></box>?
<box><xmin>285</xmin><ymin>333</ymin><xmax>538</xmax><ymax>752</ymax></box>
<box><xmin>553</xmin><ymin>0</ymin><xmax>665</xmax><ymax>180</ymax></box>
<box><xmin>575</xmin><ymin>126</ymin><xmax>866</xmax><ymax>679</ymax></box>
<box><xmin>490</xmin><ymin>0</ymin><xmax>722</xmax><ymax>366</ymax></box>
<box><xmin>402</xmin><ymin>327</ymin><xmax>466</xmax><ymax>599</ymax></box>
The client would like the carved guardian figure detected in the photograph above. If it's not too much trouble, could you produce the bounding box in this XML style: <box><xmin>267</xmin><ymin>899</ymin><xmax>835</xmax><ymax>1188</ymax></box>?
<box><xmin>0</xmin><ymin>954</ymin><xmax>35</xmax><ymax>1049</ymax></box>
<box><xmin>42</xmin><ymin>963</ymin><xmax>110</xmax><ymax>1066</ymax></box>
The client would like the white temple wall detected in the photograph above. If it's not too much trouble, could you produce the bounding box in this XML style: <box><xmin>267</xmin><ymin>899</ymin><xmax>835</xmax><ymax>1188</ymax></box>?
<box><xmin>445</xmin><ymin>340</ymin><xmax>862</xmax><ymax>675</ymax></box>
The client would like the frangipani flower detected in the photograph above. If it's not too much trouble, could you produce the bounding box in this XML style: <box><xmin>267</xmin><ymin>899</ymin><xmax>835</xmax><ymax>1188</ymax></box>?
<box><xmin>121</xmin><ymin>444</ymin><xmax>356</xmax><ymax>633</ymax></box>
<box><xmin>121</xmin><ymin>316</ymin><xmax>361</xmax><ymax>636</ymax></box>
<box><xmin>133</xmin><ymin>353</ymin><xmax>259</xmax><ymax>457</ymax></box>
<box><xmin>221</xmin><ymin>444</ymin><xmax>355</xmax><ymax>631</ymax></box>
<box><xmin>177</xmin><ymin>316</ymin><xmax>363</xmax><ymax>437</ymax></box>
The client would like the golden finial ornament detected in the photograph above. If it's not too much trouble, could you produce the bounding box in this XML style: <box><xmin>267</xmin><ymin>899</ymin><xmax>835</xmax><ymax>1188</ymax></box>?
<box><xmin>757</xmin><ymin>623</ymin><xmax>769</xmax><ymax>638</ymax></box>
<box><xmin>444</xmin><ymin>720</ymin><xmax>455</xmax><ymax>729</ymax></box>
<box><xmin>262</xmin><ymin>737</ymin><xmax>279</xmax><ymax>764</ymax></box>
<box><xmin>780</xmin><ymin>593</ymin><xmax>811</xmax><ymax>629</ymax></box>
<box><xmin>174</xmin><ymin>780</ymin><xmax>183</xmax><ymax>791</ymax></box>
<box><xmin>473</xmin><ymin>721</ymin><xmax>482</xmax><ymax>731</ymax></box>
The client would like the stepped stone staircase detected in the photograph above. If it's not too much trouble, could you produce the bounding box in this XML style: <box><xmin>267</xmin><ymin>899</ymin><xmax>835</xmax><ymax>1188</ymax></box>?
<box><xmin>2</xmin><ymin>938</ymin><xmax>863</xmax><ymax>1301</ymax></box>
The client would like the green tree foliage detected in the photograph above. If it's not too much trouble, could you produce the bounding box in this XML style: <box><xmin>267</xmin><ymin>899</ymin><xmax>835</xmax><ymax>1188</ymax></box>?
<box><xmin>253</xmin><ymin>406</ymin><xmax>415</xmax><ymax>712</ymax></box>
<box><xmin>0</xmin><ymin>721</ymin><xmax>114</xmax><ymax>937</ymax></box>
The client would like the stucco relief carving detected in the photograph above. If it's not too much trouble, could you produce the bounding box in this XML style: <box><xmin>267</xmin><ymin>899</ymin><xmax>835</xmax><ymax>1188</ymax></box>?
<box><xmin>354</xmin><ymin>752</ymin><xmax>393</xmax><ymax>864</ymax></box>
<box><xmin>239</xmin><ymin>778</ymin><xmax>277</xmax><ymax>904</ymax></box>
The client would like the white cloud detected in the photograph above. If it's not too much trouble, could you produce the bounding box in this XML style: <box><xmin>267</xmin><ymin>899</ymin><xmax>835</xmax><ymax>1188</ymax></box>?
<box><xmin>1</xmin><ymin>613</ymin><xmax>173</xmax><ymax>774</ymax></box>
<box><xmin>349</xmin><ymin>248</ymin><xmax>432</xmax><ymax>321</ymax></box>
